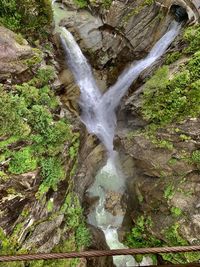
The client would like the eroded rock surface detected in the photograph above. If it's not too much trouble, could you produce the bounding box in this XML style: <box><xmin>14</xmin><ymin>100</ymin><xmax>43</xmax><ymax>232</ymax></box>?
<box><xmin>0</xmin><ymin>27</ymin><xmax>37</xmax><ymax>80</ymax></box>
<box><xmin>120</xmin><ymin>118</ymin><xmax>200</xmax><ymax>249</ymax></box>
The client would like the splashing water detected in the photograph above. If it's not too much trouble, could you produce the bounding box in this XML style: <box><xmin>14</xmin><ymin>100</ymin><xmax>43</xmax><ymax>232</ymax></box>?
<box><xmin>55</xmin><ymin>1</ymin><xmax>181</xmax><ymax>264</ymax></box>
<box><xmin>60</xmin><ymin>21</ymin><xmax>181</xmax><ymax>154</ymax></box>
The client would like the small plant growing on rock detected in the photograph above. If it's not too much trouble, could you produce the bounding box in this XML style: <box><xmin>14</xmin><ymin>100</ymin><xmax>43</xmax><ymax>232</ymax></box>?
<box><xmin>170</xmin><ymin>206</ymin><xmax>182</xmax><ymax>217</ymax></box>
<box><xmin>191</xmin><ymin>150</ymin><xmax>200</xmax><ymax>164</ymax></box>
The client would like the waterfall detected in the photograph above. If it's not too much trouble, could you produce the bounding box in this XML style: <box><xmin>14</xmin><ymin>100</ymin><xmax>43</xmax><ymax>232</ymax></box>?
<box><xmin>56</xmin><ymin>1</ymin><xmax>181</xmax><ymax>264</ymax></box>
<box><xmin>60</xmin><ymin>21</ymin><xmax>181</xmax><ymax>154</ymax></box>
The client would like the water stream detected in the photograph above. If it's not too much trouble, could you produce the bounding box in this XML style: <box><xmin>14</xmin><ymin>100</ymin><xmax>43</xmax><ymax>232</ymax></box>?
<box><xmin>53</xmin><ymin>2</ymin><xmax>181</xmax><ymax>265</ymax></box>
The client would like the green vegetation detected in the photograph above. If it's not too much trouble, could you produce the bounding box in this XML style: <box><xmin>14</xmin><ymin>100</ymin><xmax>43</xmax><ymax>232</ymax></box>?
<box><xmin>126</xmin><ymin>216</ymin><xmax>161</xmax><ymax>264</ymax></box>
<box><xmin>144</xmin><ymin>0</ymin><xmax>154</xmax><ymax>5</ymax></box>
<box><xmin>161</xmin><ymin>223</ymin><xmax>200</xmax><ymax>263</ymax></box>
<box><xmin>142</xmin><ymin>24</ymin><xmax>200</xmax><ymax>130</ymax></box>
<box><xmin>170</xmin><ymin>206</ymin><xmax>182</xmax><ymax>217</ymax></box>
<box><xmin>179</xmin><ymin>134</ymin><xmax>191</xmax><ymax>141</ymax></box>
<box><xmin>184</xmin><ymin>25</ymin><xmax>200</xmax><ymax>53</ymax></box>
<box><xmin>126</xmin><ymin>216</ymin><xmax>200</xmax><ymax>264</ymax></box>
<box><xmin>142</xmin><ymin>54</ymin><xmax>200</xmax><ymax>126</ymax></box>
<box><xmin>32</xmin><ymin>194</ymin><xmax>91</xmax><ymax>267</ymax></box>
<box><xmin>122</xmin><ymin>0</ymin><xmax>155</xmax><ymax>25</ymax></box>
<box><xmin>0</xmin><ymin>225</ymin><xmax>28</xmax><ymax>267</ymax></box>
<box><xmin>165</xmin><ymin>51</ymin><xmax>181</xmax><ymax>65</ymax></box>
<box><xmin>8</xmin><ymin>147</ymin><xmax>37</xmax><ymax>174</ymax></box>
<box><xmin>101</xmin><ymin>0</ymin><xmax>112</xmax><ymax>8</ymax></box>
<box><xmin>0</xmin><ymin>59</ymin><xmax>86</xmax><ymax>265</ymax></box>
<box><xmin>73</xmin><ymin>0</ymin><xmax>113</xmax><ymax>9</ymax></box>
<box><xmin>164</xmin><ymin>184</ymin><xmax>175</xmax><ymax>200</ymax></box>
<box><xmin>191</xmin><ymin>150</ymin><xmax>200</xmax><ymax>164</ymax></box>
<box><xmin>37</xmin><ymin>157</ymin><xmax>65</xmax><ymax>197</ymax></box>
<box><xmin>73</xmin><ymin>0</ymin><xmax>88</xmax><ymax>8</ymax></box>
<box><xmin>0</xmin><ymin>65</ymin><xmax>79</xmax><ymax>197</ymax></box>
<box><xmin>151</xmin><ymin>138</ymin><xmax>173</xmax><ymax>150</ymax></box>
<box><xmin>0</xmin><ymin>0</ymin><xmax>53</xmax><ymax>38</ymax></box>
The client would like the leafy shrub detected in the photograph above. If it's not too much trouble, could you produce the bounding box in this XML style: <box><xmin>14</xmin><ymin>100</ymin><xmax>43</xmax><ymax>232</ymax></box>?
<box><xmin>187</xmin><ymin>52</ymin><xmax>200</xmax><ymax>81</ymax></box>
<box><xmin>191</xmin><ymin>150</ymin><xmax>200</xmax><ymax>164</ymax></box>
<box><xmin>28</xmin><ymin>105</ymin><xmax>52</xmax><ymax>134</ymax></box>
<box><xmin>38</xmin><ymin>157</ymin><xmax>64</xmax><ymax>195</ymax></box>
<box><xmin>184</xmin><ymin>25</ymin><xmax>200</xmax><ymax>54</ymax></box>
<box><xmin>61</xmin><ymin>193</ymin><xmax>91</xmax><ymax>247</ymax></box>
<box><xmin>126</xmin><ymin>216</ymin><xmax>161</xmax><ymax>263</ymax></box>
<box><xmin>75</xmin><ymin>223</ymin><xmax>91</xmax><ymax>248</ymax></box>
<box><xmin>30</xmin><ymin>67</ymin><xmax>56</xmax><ymax>88</ymax></box>
<box><xmin>0</xmin><ymin>86</ymin><xmax>30</xmax><ymax>137</ymax></box>
<box><xmin>9</xmin><ymin>147</ymin><xmax>37</xmax><ymax>174</ymax></box>
<box><xmin>31</xmin><ymin>120</ymin><xmax>73</xmax><ymax>156</ymax></box>
<box><xmin>0</xmin><ymin>0</ymin><xmax>53</xmax><ymax>38</ymax></box>
<box><xmin>73</xmin><ymin>0</ymin><xmax>88</xmax><ymax>8</ymax></box>
<box><xmin>165</xmin><ymin>51</ymin><xmax>181</xmax><ymax>65</ymax></box>
<box><xmin>15</xmin><ymin>84</ymin><xmax>39</xmax><ymax>106</ymax></box>
<box><xmin>142</xmin><ymin>58</ymin><xmax>200</xmax><ymax>126</ymax></box>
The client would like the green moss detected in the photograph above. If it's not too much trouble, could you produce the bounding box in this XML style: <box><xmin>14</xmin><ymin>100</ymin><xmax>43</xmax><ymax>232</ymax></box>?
<box><xmin>151</xmin><ymin>138</ymin><xmax>174</xmax><ymax>150</ymax></box>
<box><xmin>61</xmin><ymin>193</ymin><xmax>91</xmax><ymax>248</ymax></box>
<box><xmin>0</xmin><ymin>136</ymin><xmax>20</xmax><ymax>149</ymax></box>
<box><xmin>164</xmin><ymin>184</ymin><xmax>175</xmax><ymax>200</ymax></box>
<box><xmin>142</xmin><ymin>55</ymin><xmax>200</xmax><ymax>127</ymax></box>
<box><xmin>187</xmin><ymin>51</ymin><xmax>200</xmax><ymax>81</ymax></box>
<box><xmin>161</xmin><ymin>223</ymin><xmax>196</xmax><ymax>264</ymax></box>
<box><xmin>47</xmin><ymin>199</ymin><xmax>54</xmax><ymax>212</ymax></box>
<box><xmin>179</xmin><ymin>134</ymin><xmax>191</xmax><ymax>141</ymax></box>
<box><xmin>29</xmin><ymin>66</ymin><xmax>56</xmax><ymax>87</ymax></box>
<box><xmin>126</xmin><ymin>217</ymin><xmax>200</xmax><ymax>264</ymax></box>
<box><xmin>170</xmin><ymin>206</ymin><xmax>182</xmax><ymax>217</ymax></box>
<box><xmin>126</xmin><ymin>216</ymin><xmax>161</xmax><ymax>264</ymax></box>
<box><xmin>0</xmin><ymin>226</ymin><xmax>28</xmax><ymax>267</ymax></box>
<box><xmin>8</xmin><ymin>147</ymin><xmax>37</xmax><ymax>174</ymax></box>
<box><xmin>14</xmin><ymin>33</ymin><xmax>25</xmax><ymax>45</ymax></box>
<box><xmin>144</xmin><ymin>0</ymin><xmax>154</xmax><ymax>5</ymax></box>
<box><xmin>168</xmin><ymin>158</ymin><xmax>178</xmax><ymax>165</ymax></box>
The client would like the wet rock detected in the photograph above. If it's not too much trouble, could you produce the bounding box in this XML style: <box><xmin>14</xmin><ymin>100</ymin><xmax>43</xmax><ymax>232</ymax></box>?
<box><xmin>59</xmin><ymin>68</ymin><xmax>80</xmax><ymax>114</ymax></box>
<box><xmin>87</xmin><ymin>224</ymin><xmax>114</xmax><ymax>267</ymax></box>
<box><xmin>105</xmin><ymin>191</ymin><xmax>125</xmax><ymax>216</ymax></box>
<box><xmin>23</xmin><ymin>215</ymin><xmax>64</xmax><ymax>252</ymax></box>
<box><xmin>74</xmin><ymin>134</ymin><xmax>106</xmax><ymax>202</ymax></box>
<box><xmin>55</xmin><ymin>0</ymin><xmax>171</xmax><ymax>71</ymax></box>
<box><xmin>60</xmin><ymin>10</ymin><xmax>103</xmax><ymax>51</ymax></box>
<box><xmin>0</xmin><ymin>27</ymin><xmax>36</xmax><ymax>80</ymax></box>
<box><xmin>120</xmin><ymin>118</ymin><xmax>200</xmax><ymax>247</ymax></box>
<box><xmin>62</xmin><ymin>0</ymin><xmax>78</xmax><ymax>10</ymax></box>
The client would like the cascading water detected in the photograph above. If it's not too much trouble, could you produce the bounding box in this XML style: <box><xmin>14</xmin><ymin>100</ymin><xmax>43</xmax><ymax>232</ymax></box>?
<box><xmin>53</xmin><ymin>2</ymin><xmax>181</xmax><ymax>265</ymax></box>
<box><xmin>60</xmin><ymin>21</ymin><xmax>181</xmax><ymax>155</ymax></box>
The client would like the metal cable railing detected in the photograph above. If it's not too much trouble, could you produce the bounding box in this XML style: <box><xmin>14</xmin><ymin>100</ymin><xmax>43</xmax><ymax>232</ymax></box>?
<box><xmin>0</xmin><ymin>245</ymin><xmax>199</xmax><ymax>262</ymax></box>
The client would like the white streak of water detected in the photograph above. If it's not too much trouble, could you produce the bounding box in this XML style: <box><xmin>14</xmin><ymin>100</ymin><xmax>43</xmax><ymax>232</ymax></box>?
<box><xmin>60</xmin><ymin>22</ymin><xmax>181</xmax><ymax>154</ymax></box>
<box><xmin>58</xmin><ymin>5</ymin><xmax>181</xmax><ymax>265</ymax></box>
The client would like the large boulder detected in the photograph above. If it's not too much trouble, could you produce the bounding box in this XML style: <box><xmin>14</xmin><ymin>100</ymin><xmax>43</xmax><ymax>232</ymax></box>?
<box><xmin>0</xmin><ymin>26</ymin><xmax>40</xmax><ymax>80</ymax></box>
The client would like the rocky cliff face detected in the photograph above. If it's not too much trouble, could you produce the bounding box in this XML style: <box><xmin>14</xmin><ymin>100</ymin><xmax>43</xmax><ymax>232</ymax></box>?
<box><xmin>59</xmin><ymin>0</ymin><xmax>177</xmax><ymax>88</ymax></box>
<box><xmin>1</xmin><ymin>0</ymin><xmax>200</xmax><ymax>266</ymax></box>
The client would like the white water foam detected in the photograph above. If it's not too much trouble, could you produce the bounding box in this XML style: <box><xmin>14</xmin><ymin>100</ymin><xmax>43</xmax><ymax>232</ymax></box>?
<box><xmin>60</xmin><ymin>21</ymin><xmax>181</xmax><ymax>154</ymax></box>
<box><xmin>55</xmin><ymin>3</ymin><xmax>181</xmax><ymax>264</ymax></box>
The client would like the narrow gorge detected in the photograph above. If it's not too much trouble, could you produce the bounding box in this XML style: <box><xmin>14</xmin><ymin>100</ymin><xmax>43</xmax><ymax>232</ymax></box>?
<box><xmin>0</xmin><ymin>0</ymin><xmax>200</xmax><ymax>267</ymax></box>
